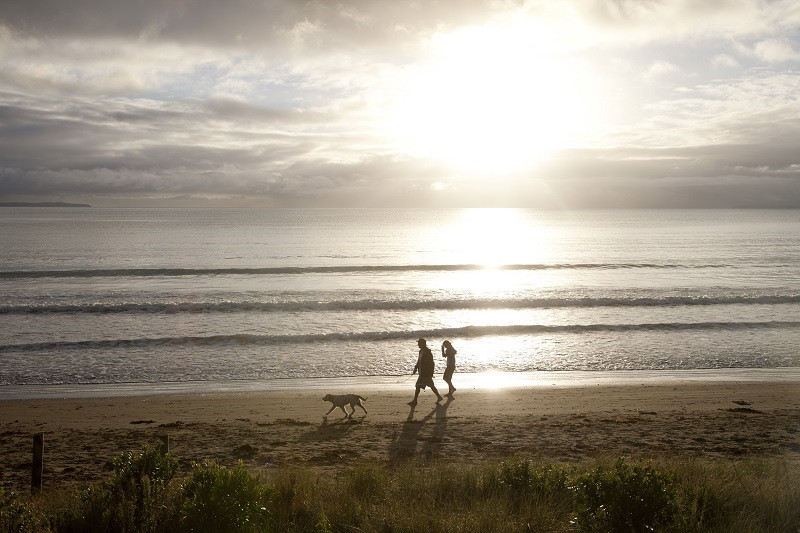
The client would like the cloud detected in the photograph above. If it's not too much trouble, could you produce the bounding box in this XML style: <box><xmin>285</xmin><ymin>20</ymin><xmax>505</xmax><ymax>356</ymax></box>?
<box><xmin>206</xmin><ymin>95</ymin><xmax>329</xmax><ymax>124</ymax></box>
<box><xmin>711</xmin><ymin>53</ymin><xmax>739</xmax><ymax>68</ymax></box>
<box><xmin>752</xmin><ymin>38</ymin><xmax>800</xmax><ymax>62</ymax></box>
<box><xmin>643</xmin><ymin>60</ymin><xmax>680</xmax><ymax>82</ymax></box>
<box><xmin>577</xmin><ymin>0</ymin><xmax>800</xmax><ymax>43</ymax></box>
<box><xmin>1</xmin><ymin>0</ymin><xmax>799</xmax><ymax>207</ymax></box>
<box><xmin>0</xmin><ymin>0</ymin><xmax>497</xmax><ymax>53</ymax></box>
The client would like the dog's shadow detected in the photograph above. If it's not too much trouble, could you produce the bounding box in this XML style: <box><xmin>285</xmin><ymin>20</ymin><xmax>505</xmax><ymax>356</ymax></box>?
<box><xmin>299</xmin><ymin>415</ymin><xmax>362</xmax><ymax>442</ymax></box>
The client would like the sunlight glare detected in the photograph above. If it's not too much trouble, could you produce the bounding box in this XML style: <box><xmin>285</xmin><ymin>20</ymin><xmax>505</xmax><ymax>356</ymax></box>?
<box><xmin>442</xmin><ymin>208</ymin><xmax>545</xmax><ymax>266</ymax></box>
<box><xmin>474</xmin><ymin>370</ymin><xmax>516</xmax><ymax>390</ymax></box>
<box><xmin>387</xmin><ymin>21</ymin><xmax>595</xmax><ymax>172</ymax></box>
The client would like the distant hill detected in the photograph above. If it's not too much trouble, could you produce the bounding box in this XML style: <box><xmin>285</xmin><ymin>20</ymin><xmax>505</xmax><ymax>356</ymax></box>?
<box><xmin>0</xmin><ymin>202</ymin><xmax>91</xmax><ymax>207</ymax></box>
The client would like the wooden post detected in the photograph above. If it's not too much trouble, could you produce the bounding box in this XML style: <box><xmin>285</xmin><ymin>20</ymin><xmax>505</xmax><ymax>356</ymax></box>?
<box><xmin>32</xmin><ymin>433</ymin><xmax>43</xmax><ymax>493</ymax></box>
<box><xmin>158</xmin><ymin>434</ymin><xmax>169</xmax><ymax>455</ymax></box>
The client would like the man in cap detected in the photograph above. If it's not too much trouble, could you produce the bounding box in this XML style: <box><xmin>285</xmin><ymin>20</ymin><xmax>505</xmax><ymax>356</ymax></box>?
<box><xmin>408</xmin><ymin>338</ymin><xmax>443</xmax><ymax>405</ymax></box>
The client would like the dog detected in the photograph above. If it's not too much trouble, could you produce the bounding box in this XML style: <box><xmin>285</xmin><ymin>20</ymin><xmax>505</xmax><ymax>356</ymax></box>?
<box><xmin>322</xmin><ymin>393</ymin><xmax>368</xmax><ymax>418</ymax></box>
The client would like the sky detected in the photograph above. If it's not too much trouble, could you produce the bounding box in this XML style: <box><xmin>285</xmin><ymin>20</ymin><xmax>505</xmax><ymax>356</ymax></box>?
<box><xmin>1</xmin><ymin>0</ymin><xmax>800</xmax><ymax>208</ymax></box>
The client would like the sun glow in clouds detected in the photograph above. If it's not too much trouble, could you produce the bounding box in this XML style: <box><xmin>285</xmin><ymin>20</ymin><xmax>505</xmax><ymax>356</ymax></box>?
<box><xmin>387</xmin><ymin>21</ymin><xmax>595</xmax><ymax>172</ymax></box>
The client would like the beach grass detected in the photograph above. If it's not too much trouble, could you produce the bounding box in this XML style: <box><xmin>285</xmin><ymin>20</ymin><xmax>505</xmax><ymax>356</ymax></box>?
<box><xmin>3</xmin><ymin>448</ymin><xmax>798</xmax><ymax>532</ymax></box>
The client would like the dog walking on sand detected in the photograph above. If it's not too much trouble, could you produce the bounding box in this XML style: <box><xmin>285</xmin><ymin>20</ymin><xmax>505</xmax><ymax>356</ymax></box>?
<box><xmin>322</xmin><ymin>393</ymin><xmax>368</xmax><ymax>418</ymax></box>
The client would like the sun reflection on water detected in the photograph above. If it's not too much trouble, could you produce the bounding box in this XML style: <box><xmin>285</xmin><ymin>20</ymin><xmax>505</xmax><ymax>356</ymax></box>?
<box><xmin>423</xmin><ymin>209</ymin><xmax>569</xmax><ymax>374</ymax></box>
<box><xmin>448</xmin><ymin>208</ymin><xmax>526</xmax><ymax>266</ymax></box>
<box><xmin>438</xmin><ymin>208</ymin><xmax>554</xmax><ymax>267</ymax></box>
<box><xmin>423</xmin><ymin>208</ymin><xmax>565</xmax><ymax>300</ymax></box>
<box><xmin>473</xmin><ymin>370</ymin><xmax>515</xmax><ymax>390</ymax></box>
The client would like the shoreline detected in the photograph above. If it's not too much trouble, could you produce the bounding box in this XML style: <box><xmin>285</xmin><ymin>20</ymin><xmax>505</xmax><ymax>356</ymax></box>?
<box><xmin>1</xmin><ymin>375</ymin><xmax>798</xmax><ymax>491</ymax></box>
<box><xmin>2</xmin><ymin>367</ymin><xmax>798</xmax><ymax>401</ymax></box>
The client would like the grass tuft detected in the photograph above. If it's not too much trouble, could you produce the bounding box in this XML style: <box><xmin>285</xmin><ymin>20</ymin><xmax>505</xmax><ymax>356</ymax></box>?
<box><xmin>2</xmin><ymin>450</ymin><xmax>798</xmax><ymax>532</ymax></box>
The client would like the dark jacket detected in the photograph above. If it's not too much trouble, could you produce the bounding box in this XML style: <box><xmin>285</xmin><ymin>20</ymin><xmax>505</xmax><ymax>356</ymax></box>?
<box><xmin>416</xmin><ymin>347</ymin><xmax>435</xmax><ymax>378</ymax></box>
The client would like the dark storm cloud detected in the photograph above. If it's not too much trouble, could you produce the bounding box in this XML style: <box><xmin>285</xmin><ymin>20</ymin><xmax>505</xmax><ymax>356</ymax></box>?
<box><xmin>0</xmin><ymin>96</ymin><xmax>198</xmax><ymax>170</ymax></box>
<box><xmin>0</xmin><ymin>0</ymin><xmax>494</xmax><ymax>50</ymax></box>
<box><xmin>0</xmin><ymin>90</ymin><xmax>328</xmax><ymax>200</ymax></box>
<box><xmin>534</xmin><ymin>137</ymin><xmax>800</xmax><ymax>208</ymax></box>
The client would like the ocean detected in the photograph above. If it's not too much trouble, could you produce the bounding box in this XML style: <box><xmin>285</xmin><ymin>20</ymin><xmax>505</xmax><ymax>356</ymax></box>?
<box><xmin>1</xmin><ymin>208</ymin><xmax>799</xmax><ymax>397</ymax></box>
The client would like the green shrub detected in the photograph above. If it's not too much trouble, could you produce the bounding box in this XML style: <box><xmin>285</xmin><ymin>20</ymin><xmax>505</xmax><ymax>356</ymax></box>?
<box><xmin>0</xmin><ymin>487</ymin><xmax>34</xmax><ymax>533</ymax></box>
<box><xmin>109</xmin><ymin>444</ymin><xmax>179</xmax><ymax>491</ymax></box>
<box><xmin>498</xmin><ymin>457</ymin><xmax>534</xmax><ymax>493</ymax></box>
<box><xmin>10</xmin><ymin>454</ymin><xmax>799</xmax><ymax>532</ymax></box>
<box><xmin>498</xmin><ymin>457</ymin><xmax>570</xmax><ymax>497</ymax></box>
<box><xmin>180</xmin><ymin>461</ymin><xmax>274</xmax><ymax>532</ymax></box>
<box><xmin>572</xmin><ymin>458</ymin><xmax>677</xmax><ymax>532</ymax></box>
<box><xmin>106</xmin><ymin>444</ymin><xmax>179</xmax><ymax>532</ymax></box>
<box><xmin>45</xmin><ymin>484</ymin><xmax>107</xmax><ymax>532</ymax></box>
<box><xmin>61</xmin><ymin>444</ymin><xmax>180</xmax><ymax>532</ymax></box>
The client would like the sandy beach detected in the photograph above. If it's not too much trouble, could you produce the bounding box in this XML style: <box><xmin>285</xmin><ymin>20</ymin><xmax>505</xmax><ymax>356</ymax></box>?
<box><xmin>2</xmin><ymin>374</ymin><xmax>799</xmax><ymax>493</ymax></box>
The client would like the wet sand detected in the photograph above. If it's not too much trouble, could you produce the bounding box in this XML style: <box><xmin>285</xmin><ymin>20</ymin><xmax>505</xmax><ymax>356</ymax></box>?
<box><xmin>1</xmin><ymin>380</ymin><xmax>798</xmax><ymax>491</ymax></box>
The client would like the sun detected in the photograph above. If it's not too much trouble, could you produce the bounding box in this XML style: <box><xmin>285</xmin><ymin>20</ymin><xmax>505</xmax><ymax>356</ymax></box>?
<box><xmin>386</xmin><ymin>21</ymin><xmax>594</xmax><ymax>173</ymax></box>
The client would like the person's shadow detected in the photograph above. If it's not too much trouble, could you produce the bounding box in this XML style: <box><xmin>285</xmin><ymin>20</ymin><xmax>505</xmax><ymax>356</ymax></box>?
<box><xmin>388</xmin><ymin>396</ymin><xmax>454</xmax><ymax>462</ymax></box>
<box><xmin>421</xmin><ymin>396</ymin><xmax>453</xmax><ymax>457</ymax></box>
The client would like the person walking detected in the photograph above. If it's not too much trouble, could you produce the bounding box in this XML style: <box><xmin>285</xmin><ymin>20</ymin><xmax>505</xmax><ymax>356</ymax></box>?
<box><xmin>408</xmin><ymin>338</ymin><xmax>443</xmax><ymax>405</ymax></box>
<box><xmin>441</xmin><ymin>340</ymin><xmax>457</xmax><ymax>396</ymax></box>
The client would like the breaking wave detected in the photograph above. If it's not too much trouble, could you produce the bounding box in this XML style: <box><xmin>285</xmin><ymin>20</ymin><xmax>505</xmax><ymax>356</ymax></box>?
<box><xmin>2</xmin><ymin>321</ymin><xmax>798</xmax><ymax>353</ymax></box>
<box><xmin>2</xmin><ymin>294</ymin><xmax>798</xmax><ymax>315</ymax></box>
<box><xmin>0</xmin><ymin>262</ymin><xmax>729</xmax><ymax>279</ymax></box>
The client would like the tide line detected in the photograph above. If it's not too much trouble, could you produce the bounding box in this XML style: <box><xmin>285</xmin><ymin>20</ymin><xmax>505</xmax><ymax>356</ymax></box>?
<box><xmin>1</xmin><ymin>367</ymin><xmax>797</xmax><ymax>401</ymax></box>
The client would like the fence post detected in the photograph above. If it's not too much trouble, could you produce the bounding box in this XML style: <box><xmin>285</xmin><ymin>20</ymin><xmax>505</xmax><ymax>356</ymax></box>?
<box><xmin>32</xmin><ymin>433</ymin><xmax>43</xmax><ymax>493</ymax></box>
<box><xmin>158</xmin><ymin>434</ymin><xmax>169</xmax><ymax>455</ymax></box>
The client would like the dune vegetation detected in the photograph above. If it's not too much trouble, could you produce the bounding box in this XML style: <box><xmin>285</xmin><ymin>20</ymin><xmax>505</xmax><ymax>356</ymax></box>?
<box><xmin>2</xmin><ymin>444</ymin><xmax>798</xmax><ymax>532</ymax></box>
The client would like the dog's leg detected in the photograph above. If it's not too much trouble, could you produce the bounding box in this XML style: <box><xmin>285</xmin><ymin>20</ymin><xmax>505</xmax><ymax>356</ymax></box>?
<box><xmin>324</xmin><ymin>404</ymin><xmax>336</xmax><ymax>416</ymax></box>
<box><xmin>339</xmin><ymin>405</ymin><xmax>348</xmax><ymax>417</ymax></box>
<box><xmin>357</xmin><ymin>402</ymin><xmax>367</xmax><ymax>415</ymax></box>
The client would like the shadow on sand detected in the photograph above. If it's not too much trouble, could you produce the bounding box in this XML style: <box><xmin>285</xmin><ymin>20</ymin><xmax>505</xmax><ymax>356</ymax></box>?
<box><xmin>388</xmin><ymin>396</ymin><xmax>453</xmax><ymax>462</ymax></box>
<box><xmin>299</xmin><ymin>415</ymin><xmax>363</xmax><ymax>442</ymax></box>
